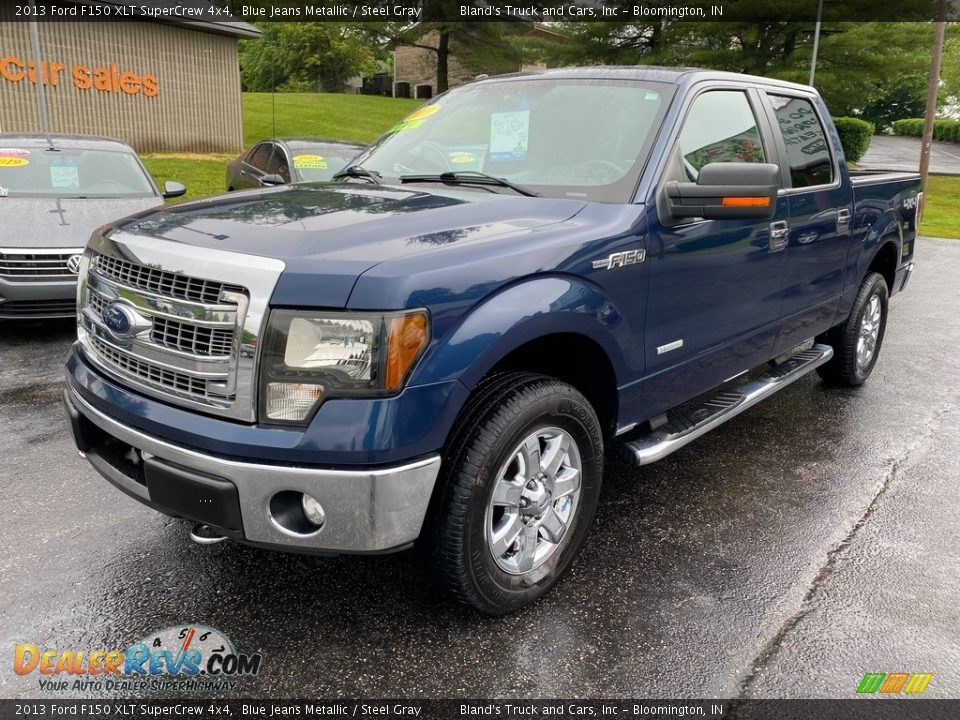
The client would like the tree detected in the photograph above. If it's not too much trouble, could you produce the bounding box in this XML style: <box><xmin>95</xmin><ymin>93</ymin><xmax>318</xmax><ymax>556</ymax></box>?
<box><xmin>542</xmin><ymin>18</ymin><xmax>949</xmax><ymax>129</ymax></box>
<box><xmin>240</xmin><ymin>23</ymin><xmax>382</xmax><ymax>93</ymax></box>
<box><xmin>361</xmin><ymin>15</ymin><xmax>527</xmax><ymax>94</ymax></box>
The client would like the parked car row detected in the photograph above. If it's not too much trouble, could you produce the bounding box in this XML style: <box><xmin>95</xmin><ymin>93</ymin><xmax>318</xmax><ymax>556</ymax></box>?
<box><xmin>0</xmin><ymin>133</ymin><xmax>364</xmax><ymax>319</ymax></box>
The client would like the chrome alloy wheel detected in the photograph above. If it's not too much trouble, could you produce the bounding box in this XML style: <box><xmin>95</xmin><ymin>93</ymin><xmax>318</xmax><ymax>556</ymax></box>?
<box><xmin>857</xmin><ymin>294</ymin><xmax>882</xmax><ymax>370</ymax></box>
<box><xmin>484</xmin><ymin>427</ymin><xmax>583</xmax><ymax>575</ymax></box>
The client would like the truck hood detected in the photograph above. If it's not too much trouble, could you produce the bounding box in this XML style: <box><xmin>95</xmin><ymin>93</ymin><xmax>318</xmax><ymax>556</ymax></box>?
<box><xmin>0</xmin><ymin>196</ymin><xmax>162</xmax><ymax>249</ymax></box>
<box><xmin>114</xmin><ymin>184</ymin><xmax>588</xmax><ymax>308</ymax></box>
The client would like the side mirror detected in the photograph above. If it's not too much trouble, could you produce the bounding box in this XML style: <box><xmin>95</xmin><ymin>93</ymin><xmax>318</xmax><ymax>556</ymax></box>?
<box><xmin>662</xmin><ymin>162</ymin><xmax>779</xmax><ymax>223</ymax></box>
<box><xmin>259</xmin><ymin>174</ymin><xmax>286</xmax><ymax>187</ymax></box>
<box><xmin>162</xmin><ymin>180</ymin><xmax>186</xmax><ymax>199</ymax></box>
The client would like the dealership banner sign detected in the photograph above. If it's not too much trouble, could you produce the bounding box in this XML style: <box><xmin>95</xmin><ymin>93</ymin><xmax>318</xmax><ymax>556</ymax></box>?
<box><xmin>0</xmin><ymin>700</ymin><xmax>959</xmax><ymax>719</ymax></box>
<box><xmin>5</xmin><ymin>0</ymin><xmax>959</xmax><ymax>23</ymax></box>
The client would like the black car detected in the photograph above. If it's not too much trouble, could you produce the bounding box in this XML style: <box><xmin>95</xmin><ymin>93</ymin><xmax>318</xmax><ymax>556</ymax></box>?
<box><xmin>225</xmin><ymin>138</ymin><xmax>365</xmax><ymax>191</ymax></box>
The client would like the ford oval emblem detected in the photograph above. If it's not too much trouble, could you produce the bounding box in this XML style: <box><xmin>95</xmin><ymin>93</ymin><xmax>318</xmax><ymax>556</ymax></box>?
<box><xmin>102</xmin><ymin>303</ymin><xmax>135</xmax><ymax>336</ymax></box>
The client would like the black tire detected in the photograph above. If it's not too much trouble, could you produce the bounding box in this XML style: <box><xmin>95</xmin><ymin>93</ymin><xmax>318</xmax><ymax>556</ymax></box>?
<box><xmin>816</xmin><ymin>272</ymin><xmax>889</xmax><ymax>386</ymax></box>
<box><xmin>430</xmin><ymin>372</ymin><xmax>604</xmax><ymax>615</ymax></box>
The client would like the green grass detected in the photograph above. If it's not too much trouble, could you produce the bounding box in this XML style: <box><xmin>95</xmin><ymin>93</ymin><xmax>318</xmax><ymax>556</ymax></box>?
<box><xmin>141</xmin><ymin>152</ymin><xmax>234</xmax><ymax>203</ymax></box>
<box><xmin>921</xmin><ymin>175</ymin><xmax>960</xmax><ymax>239</ymax></box>
<box><xmin>142</xmin><ymin>93</ymin><xmax>422</xmax><ymax>202</ymax></box>
<box><xmin>242</xmin><ymin>92</ymin><xmax>421</xmax><ymax>145</ymax></box>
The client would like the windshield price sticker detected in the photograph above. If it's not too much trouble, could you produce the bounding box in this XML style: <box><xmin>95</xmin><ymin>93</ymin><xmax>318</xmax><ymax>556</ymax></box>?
<box><xmin>294</xmin><ymin>154</ymin><xmax>327</xmax><ymax>170</ymax></box>
<box><xmin>0</xmin><ymin>157</ymin><xmax>28</xmax><ymax>167</ymax></box>
<box><xmin>0</xmin><ymin>148</ymin><xmax>29</xmax><ymax>158</ymax></box>
<box><xmin>489</xmin><ymin>110</ymin><xmax>530</xmax><ymax>162</ymax></box>
<box><xmin>50</xmin><ymin>159</ymin><xmax>80</xmax><ymax>189</ymax></box>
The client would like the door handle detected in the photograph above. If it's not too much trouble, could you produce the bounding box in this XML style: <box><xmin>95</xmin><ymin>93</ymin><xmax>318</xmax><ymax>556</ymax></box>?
<box><xmin>837</xmin><ymin>208</ymin><xmax>852</xmax><ymax>230</ymax></box>
<box><xmin>768</xmin><ymin>221</ymin><xmax>789</xmax><ymax>252</ymax></box>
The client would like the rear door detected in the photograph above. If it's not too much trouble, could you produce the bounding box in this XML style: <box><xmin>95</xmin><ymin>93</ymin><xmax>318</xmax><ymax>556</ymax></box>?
<box><xmin>642</xmin><ymin>86</ymin><xmax>789</xmax><ymax>416</ymax></box>
<box><xmin>760</xmin><ymin>92</ymin><xmax>853</xmax><ymax>354</ymax></box>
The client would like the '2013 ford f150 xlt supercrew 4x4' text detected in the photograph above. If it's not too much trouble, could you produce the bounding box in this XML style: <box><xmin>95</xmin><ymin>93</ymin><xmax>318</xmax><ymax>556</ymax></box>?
<box><xmin>64</xmin><ymin>68</ymin><xmax>921</xmax><ymax>614</ymax></box>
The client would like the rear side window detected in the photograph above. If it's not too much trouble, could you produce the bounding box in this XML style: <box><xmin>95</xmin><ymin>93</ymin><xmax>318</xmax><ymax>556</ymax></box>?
<box><xmin>246</xmin><ymin>143</ymin><xmax>272</xmax><ymax>171</ymax></box>
<box><xmin>768</xmin><ymin>95</ymin><xmax>834</xmax><ymax>188</ymax></box>
<box><xmin>676</xmin><ymin>90</ymin><xmax>766</xmax><ymax>181</ymax></box>
<box><xmin>263</xmin><ymin>146</ymin><xmax>290</xmax><ymax>180</ymax></box>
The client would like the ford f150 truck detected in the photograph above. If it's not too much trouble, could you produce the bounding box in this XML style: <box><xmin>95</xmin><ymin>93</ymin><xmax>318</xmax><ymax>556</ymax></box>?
<box><xmin>64</xmin><ymin>68</ymin><xmax>921</xmax><ymax>614</ymax></box>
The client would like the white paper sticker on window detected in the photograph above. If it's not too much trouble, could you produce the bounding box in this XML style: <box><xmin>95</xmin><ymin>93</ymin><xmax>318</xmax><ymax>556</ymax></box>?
<box><xmin>489</xmin><ymin>110</ymin><xmax>529</xmax><ymax>162</ymax></box>
<box><xmin>50</xmin><ymin>162</ymin><xmax>79</xmax><ymax>189</ymax></box>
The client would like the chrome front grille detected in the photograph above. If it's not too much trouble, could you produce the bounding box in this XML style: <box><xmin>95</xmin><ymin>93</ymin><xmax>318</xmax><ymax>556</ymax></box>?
<box><xmin>0</xmin><ymin>248</ymin><xmax>83</xmax><ymax>281</ymax></box>
<box><xmin>151</xmin><ymin>316</ymin><xmax>235</xmax><ymax>357</ymax></box>
<box><xmin>93</xmin><ymin>253</ymin><xmax>241</xmax><ymax>304</ymax></box>
<box><xmin>90</xmin><ymin>335</ymin><xmax>210</xmax><ymax>397</ymax></box>
<box><xmin>77</xmin><ymin>231</ymin><xmax>285</xmax><ymax>421</ymax></box>
<box><xmin>81</xmin><ymin>252</ymin><xmax>247</xmax><ymax>409</ymax></box>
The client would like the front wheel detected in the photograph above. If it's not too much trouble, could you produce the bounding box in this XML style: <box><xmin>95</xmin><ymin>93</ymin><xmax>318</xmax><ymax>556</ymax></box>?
<box><xmin>431</xmin><ymin>373</ymin><xmax>604</xmax><ymax>615</ymax></box>
<box><xmin>817</xmin><ymin>271</ymin><xmax>889</xmax><ymax>386</ymax></box>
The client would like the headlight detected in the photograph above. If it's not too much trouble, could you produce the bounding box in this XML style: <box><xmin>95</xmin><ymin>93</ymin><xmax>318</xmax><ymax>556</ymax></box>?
<box><xmin>258</xmin><ymin>309</ymin><xmax>429</xmax><ymax>424</ymax></box>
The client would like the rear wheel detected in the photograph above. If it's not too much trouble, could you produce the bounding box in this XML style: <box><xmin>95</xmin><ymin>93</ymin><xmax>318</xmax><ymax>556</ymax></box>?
<box><xmin>431</xmin><ymin>373</ymin><xmax>603</xmax><ymax>615</ymax></box>
<box><xmin>817</xmin><ymin>272</ymin><xmax>889</xmax><ymax>386</ymax></box>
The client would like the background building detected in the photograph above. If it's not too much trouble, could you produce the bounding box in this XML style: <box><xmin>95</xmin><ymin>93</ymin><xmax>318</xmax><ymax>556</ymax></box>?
<box><xmin>392</xmin><ymin>25</ymin><xmax>562</xmax><ymax>99</ymax></box>
<box><xmin>0</xmin><ymin>2</ymin><xmax>259</xmax><ymax>152</ymax></box>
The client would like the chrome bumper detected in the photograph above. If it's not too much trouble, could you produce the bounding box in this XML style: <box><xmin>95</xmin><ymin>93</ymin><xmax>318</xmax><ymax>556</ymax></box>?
<box><xmin>65</xmin><ymin>383</ymin><xmax>441</xmax><ymax>554</ymax></box>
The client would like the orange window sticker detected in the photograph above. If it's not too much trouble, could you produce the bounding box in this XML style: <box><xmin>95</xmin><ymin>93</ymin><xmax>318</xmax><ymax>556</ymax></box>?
<box><xmin>449</xmin><ymin>153</ymin><xmax>476</xmax><ymax>164</ymax></box>
<box><xmin>293</xmin><ymin>154</ymin><xmax>327</xmax><ymax>170</ymax></box>
<box><xmin>0</xmin><ymin>157</ymin><xmax>28</xmax><ymax>167</ymax></box>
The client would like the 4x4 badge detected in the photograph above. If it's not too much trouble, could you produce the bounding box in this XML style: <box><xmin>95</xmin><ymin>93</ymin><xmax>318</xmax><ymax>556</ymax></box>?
<box><xmin>592</xmin><ymin>249</ymin><xmax>645</xmax><ymax>270</ymax></box>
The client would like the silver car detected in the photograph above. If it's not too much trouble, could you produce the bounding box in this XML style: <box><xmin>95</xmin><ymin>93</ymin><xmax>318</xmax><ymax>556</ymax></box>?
<box><xmin>0</xmin><ymin>133</ymin><xmax>184</xmax><ymax>319</ymax></box>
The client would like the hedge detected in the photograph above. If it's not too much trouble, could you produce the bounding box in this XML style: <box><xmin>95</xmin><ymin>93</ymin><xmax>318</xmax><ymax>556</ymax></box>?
<box><xmin>893</xmin><ymin>117</ymin><xmax>960</xmax><ymax>143</ymax></box>
<box><xmin>832</xmin><ymin>117</ymin><xmax>875</xmax><ymax>163</ymax></box>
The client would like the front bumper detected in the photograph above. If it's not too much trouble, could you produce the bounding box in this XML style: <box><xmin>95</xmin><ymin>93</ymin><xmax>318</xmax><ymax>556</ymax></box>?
<box><xmin>0</xmin><ymin>277</ymin><xmax>77</xmax><ymax>319</ymax></box>
<box><xmin>64</xmin><ymin>382</ymin><xmax>442</xmax><ymax>554</ymax></box>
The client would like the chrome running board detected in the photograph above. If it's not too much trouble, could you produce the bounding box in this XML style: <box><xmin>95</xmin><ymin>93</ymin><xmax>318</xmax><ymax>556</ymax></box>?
<box><xmin>622</xmin><ymin>344</ymin><xmax>834</xmax><ymax>466</ymax></box>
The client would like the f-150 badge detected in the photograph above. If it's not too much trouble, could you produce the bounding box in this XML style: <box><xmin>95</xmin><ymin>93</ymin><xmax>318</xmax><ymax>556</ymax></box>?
<box><xmin>592</xmin><ymin>249</ymin><xmax>645</xmax><ymax>270</ymax></box>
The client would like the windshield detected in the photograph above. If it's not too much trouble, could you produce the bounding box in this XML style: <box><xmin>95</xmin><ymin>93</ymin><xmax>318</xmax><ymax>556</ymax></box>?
<box><xmin>291</xmin><ymin>145</ymin><xmax>362</xmax><ymax>182</ymax></box>
<box><xmin>0</xmin><ymin>146</ymin><xmax>155</xmax><ymax>198</ymax></box>
<box><xmin>356</xmin><ymin>77</ymin><xmax>674</xmax><ymax>203</ymax></box>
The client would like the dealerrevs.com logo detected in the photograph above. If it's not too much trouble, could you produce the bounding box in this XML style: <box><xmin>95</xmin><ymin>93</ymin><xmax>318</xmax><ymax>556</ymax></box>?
<box><xmin>14</xmin><ymin>624</ymin><xmax>262</xmax><ymax>693</ymax></box>
<box><xmin>856</xmin><ymin>672</ymin><xmax>934</xmax><ymax>695</ymax></box>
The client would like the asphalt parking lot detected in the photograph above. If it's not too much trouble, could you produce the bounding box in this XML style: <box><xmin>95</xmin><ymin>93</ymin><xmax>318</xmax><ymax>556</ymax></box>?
<box><xmin>859</xmin><ymin>135</ymin><xmax>960</xmax><ymax>175</ymax></box>
<box><xmin>1</xmin><ymin>237</ymin><xmax>958</xmax><ymax>700</ymax></box>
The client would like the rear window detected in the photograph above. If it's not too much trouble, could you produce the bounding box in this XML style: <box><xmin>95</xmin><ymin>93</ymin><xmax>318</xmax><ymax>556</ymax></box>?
<box><xmin>0</xmin><ymin>146</ymin><xmax>155</xmax><ymax>198</ymax></box>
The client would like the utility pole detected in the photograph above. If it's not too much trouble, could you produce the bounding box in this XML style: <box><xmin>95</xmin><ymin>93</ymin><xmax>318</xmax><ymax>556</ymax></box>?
<box><xmin>27</xmin><ymin>0</ymin><xmax>53</xmax><ymax>147</ymax></box>
<box><xmin>809</xmin><ymin>0</ymin><xmax>824</xmax><ymax>86</ymax></box>
<box><xmin>919</xmin><ymin>0</ymin><xmax>947</xmax><ymax>194</ymax></box>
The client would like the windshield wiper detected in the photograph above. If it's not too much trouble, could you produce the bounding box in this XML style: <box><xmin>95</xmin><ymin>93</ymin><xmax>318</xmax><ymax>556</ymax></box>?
<box><xmin>399</xmin><ymin>171</ymin><xmax>538</xmax><ymax>197</ymax></box>
<box><xmin>331</xmin><ymin>166</ymin><xmax>382</xmax><ymax>184</ymax></box>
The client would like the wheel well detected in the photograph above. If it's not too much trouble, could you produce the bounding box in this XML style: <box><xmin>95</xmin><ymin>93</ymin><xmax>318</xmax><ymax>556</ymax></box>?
<box><xmin>482</xmin><ymin>333</ymin><xmax>619</xmax><ymax>438</ymax></box>
<box><xmin>868</xmin><ymin>240</ymin><xmax>899</xmax><ymax>291</ymax></box>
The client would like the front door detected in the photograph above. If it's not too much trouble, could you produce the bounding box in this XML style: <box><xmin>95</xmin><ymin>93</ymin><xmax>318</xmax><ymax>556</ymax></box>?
<box><xmin>642</xmin><ymin>87</ymin><xmax>788</xmax><ymax>417</ymax></box>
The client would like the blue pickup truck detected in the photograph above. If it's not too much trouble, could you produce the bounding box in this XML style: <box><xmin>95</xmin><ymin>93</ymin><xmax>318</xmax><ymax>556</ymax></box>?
<box><xmin>64</xmin><ymin>68</ymin><xmax>921</xmax><ymax>614</ymax></box>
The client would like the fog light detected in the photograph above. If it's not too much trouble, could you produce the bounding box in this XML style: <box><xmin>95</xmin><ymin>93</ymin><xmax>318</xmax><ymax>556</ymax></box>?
<box><xmin>264</xmin><ymin>382</ymin><xmax>324</xmax><ymax>422</ymax></box>
<box><xmin>301</xmin><ymin>493</ymin><xmax>326</xmax><ymax>528</ymax></box>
